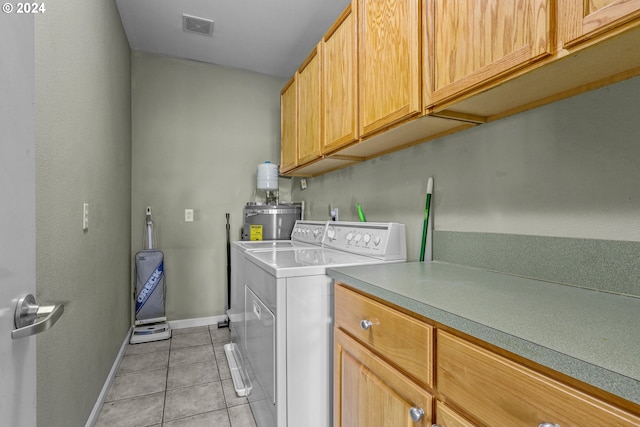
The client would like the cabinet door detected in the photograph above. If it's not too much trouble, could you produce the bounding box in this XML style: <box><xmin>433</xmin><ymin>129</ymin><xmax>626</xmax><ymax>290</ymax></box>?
<box><xmin>323</xmin><ymin>3</ymin><xmax>358</xmax><ymax>154</ymax></box>
<box><xmin>437</xmin><ymin>330</ymin><xmax>640</xmax><ymax>427</ymax></box>
<box><xmin>428</xmin><ymin>0</ymin><xmax>552</xmax><ymax>105</ymax></box>
<box><xmin>559</xmin><ymin>0</ymin><xmax>640</xmax><ymax>48</ymax></box>
<box><xmin>358</xmin><ymin>0</ymin><xmax>421</xmax><ymax>138</ymax></box>
<box><xmin>334</xmin><ymin>329</ymin><xmax>432</xmax><ymax>427</ymax></box>
<box><xmin>297</xmin><ymin>45</ymin><xmax>322</xmax><ymax>165</ymax></box>
<box><xmin>280</xmin><ymin>76</ymin><xmax>297</xmax><ymax>173</ymax></box>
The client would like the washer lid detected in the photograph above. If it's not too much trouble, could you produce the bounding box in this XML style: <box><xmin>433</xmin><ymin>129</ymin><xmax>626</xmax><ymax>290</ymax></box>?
<box><xmin>245</xmin><ymin>247</ymin><xmax>388</xmax><ymax>278</ymax></box>
<box><xmin>233</xmin><ymin>240</ymin><xmax>315</xmax><ymax>252</ymax></box>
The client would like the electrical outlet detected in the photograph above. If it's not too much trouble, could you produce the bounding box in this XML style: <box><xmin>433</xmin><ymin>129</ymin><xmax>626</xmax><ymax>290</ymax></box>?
<box><xmin>83</xmin><ymin>203</ymin><xmax>89</xmax><ymax>230</ymax></box>
<box><xmin>300</xmin><ymin>178</ymin><xmax>307</xmax><ymax>190</ymax></box>
<box><xmin>185</xmin><ymin>209</ymin><xmax>194</xmax><ymax>222</ymax></box>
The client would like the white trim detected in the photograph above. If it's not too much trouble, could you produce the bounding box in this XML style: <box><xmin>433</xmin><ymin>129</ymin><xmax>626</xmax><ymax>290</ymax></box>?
<box><xmin>85</xmin><ymin>327</ymin><xmax>132</xmax><ymax>427</ymax></box>
<box><xmin>169</xmin><ymin>314</ymin><xmax>227</xmax><ymax>330</ymax></box>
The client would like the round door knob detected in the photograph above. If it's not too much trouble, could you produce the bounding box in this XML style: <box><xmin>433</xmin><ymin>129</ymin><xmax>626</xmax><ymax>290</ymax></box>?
<box><xmin>360</xmin><ymin>319</ymin><xmax>373</xmax><ymax>330</ymax></box>
<box><xmin>409</xmin><ymin>407</ymin><xmax>424</xmax><ymax>422</ymax></box>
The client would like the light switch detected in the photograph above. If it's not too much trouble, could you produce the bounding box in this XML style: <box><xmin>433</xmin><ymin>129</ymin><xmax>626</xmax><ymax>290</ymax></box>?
<box><xmin>185</xmin><ymin>209</ymin><xmax>194</xmax><ymax>222</ymax></box>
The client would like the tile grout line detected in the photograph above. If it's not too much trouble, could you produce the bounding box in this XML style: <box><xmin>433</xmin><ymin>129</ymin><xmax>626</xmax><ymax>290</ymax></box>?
<box><xmin>211</xmin><ymin>324</ymin><xmax>236</xmax><ymax>426</ymax></box>
<box><xmin>162</xmin><ymin>337</ymin><xmax>170</xmax><ymax>426</ymax></box>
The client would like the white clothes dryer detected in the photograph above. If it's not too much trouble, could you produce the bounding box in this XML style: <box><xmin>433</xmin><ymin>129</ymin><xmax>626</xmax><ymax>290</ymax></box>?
<box><xmin>240</xmin><ymin>222</ymin><xmax>406</xmax><ymax>427</ymax></box>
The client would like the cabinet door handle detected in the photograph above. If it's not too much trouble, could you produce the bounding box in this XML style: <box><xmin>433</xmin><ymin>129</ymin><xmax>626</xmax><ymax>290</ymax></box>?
<box><xmin>538</xmin><ymin>423</ymin><xmax>560</xmax><ymax>427</ymax></box>
<box><xmin>409</xmin><ymin>406</ymin><xmax>424</xmax><ymax>422</ymax></box>
<box><xmin>360</xmin><ymin>319</ymin><xmax>373</xmax><ymax>330</ymax></box>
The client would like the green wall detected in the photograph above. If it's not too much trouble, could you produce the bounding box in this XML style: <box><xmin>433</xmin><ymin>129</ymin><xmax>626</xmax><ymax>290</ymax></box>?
<box><xmin>131</xmin><ymin>52</ymin><xmax>287</xmax><ymax>320</ymax></box>
<box><xmin>292</xmin><ymin>77</ymin><xmax>640</xmax><ymax>296</ymax></box>
<box><xmin>35</xmin><ymin>0</ymin><xmax>132</xmax><ymax>424</ymax></box>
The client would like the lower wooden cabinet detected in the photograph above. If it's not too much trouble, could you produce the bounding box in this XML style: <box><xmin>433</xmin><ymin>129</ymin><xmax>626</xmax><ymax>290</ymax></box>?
<box><xmin>433</xmin><ymin>400</ymin><xmax>476</xmax><ymax>427</ymax></box>
<box><xmin>334</xmin><ymin>328</ymin><xmax>433</xmax><ymax>427</ymax></box>
<box><xmin>437</xmin><ymin>330</ymin><xmax>640</xmax><ymax>427</ymax></box>
<box><xmin>334</xmin><ymin>283</ymin><xmax>640</xmax><ymax>427</ymax></box>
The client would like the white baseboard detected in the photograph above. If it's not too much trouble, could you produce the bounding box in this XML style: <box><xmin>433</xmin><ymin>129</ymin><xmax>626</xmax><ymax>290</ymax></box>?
<box><xmin>169</xmin><ymin>314</ymin><xmax>228</xmax><ymax>330</ymax></box>
<box><xmin>84</xmin><ymin>326</ymin><xmax>132</xmax><ymax>427</ymax></box>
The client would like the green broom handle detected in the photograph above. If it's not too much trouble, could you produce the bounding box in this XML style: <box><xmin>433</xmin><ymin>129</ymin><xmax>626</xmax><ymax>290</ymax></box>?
<box><xmin>419</xmin><ymin>178</ymin><xmax>433</xmax><ymax>262</ymax></box>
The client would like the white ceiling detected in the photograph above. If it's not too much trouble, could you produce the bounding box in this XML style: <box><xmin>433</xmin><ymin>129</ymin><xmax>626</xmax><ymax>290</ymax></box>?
<box><xmin>115</xmin><ymin>0</ymin><xmax>351</xmax><ymax>78</ymax></box>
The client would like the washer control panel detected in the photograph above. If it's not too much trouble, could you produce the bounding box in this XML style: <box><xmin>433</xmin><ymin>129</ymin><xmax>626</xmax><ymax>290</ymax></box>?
<box><xmin>290</xmin><ymin>220</ymin><xmax>327</xmax><ymax>245</ymax></box>
<box><xmin>324</xmin><ymin>222</ymin><xmax>406</xmax><ymax>260</ymax></box>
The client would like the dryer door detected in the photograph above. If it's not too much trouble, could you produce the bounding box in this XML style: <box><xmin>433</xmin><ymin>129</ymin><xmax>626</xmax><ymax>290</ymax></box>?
<box><xmin>245</xmin><ymin>286</ymin><xmax>276</xmax><ymax>427</ymax></box>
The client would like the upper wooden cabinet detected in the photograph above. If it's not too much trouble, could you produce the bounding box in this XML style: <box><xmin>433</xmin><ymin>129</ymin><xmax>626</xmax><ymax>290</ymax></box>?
<box><xmin>281</xmin><ymin>0</ymin><xmax>640</xmax><ymax>176</ymax></box>
<box><xmin>428</xmin><ymin>0</ymin><xmax>640</xmax><ymax>121</ymax></box>
<box><xmin>280</xmin><ymin>76</ymin><xmax>297</xmax><ymax>173</ymax></box>
<box><xmin>425</xmin><ymin>0</ymin><xmax>553</xmax><ymax>108</ymax></box>
<box><xmin>297</xmin><ymin>45</ymin><xmax>322</xmax><ymax>165</ymax></box>
<box><xmin>559</xmin><ymin>0</ymin><xmax>640</xmax><ymax>48</ymax></box>
<box><xmin>323</xmin><ymin>4</ymin><xmax>358</xmax><ymax>154</ymax></box>
<box><xmin>358</xmin><ymin>0</ymin><xmax>422</xmax><ymax>138</ymax></box>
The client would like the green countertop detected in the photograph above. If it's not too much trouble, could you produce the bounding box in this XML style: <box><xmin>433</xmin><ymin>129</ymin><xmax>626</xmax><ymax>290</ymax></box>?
<box><xmin>328</xmin><ymin>261</ymin><xmax>640</xmax><ymax>405</ymax></box>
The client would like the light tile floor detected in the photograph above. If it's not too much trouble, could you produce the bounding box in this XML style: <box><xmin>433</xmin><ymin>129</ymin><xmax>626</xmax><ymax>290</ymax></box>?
<box><xmin>96</xmin><ymin>325</ymin><xmax>256</xmax><ymax>427</ymax></box>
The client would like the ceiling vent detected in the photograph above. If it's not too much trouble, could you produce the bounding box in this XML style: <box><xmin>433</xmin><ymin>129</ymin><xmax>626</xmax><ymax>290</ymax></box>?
<box><xmin>182</xmin><ymin>14</ymin><xmax>214</xmax><ymax>37</ymax></box>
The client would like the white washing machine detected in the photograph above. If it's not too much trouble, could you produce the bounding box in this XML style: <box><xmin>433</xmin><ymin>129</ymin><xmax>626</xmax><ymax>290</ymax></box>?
<box><xmin>241</xmin><ymin>222</ymin><xmax>406</xmax><ymax>427</ymax></box>
<box><xmin>225</xmin><ymin>221</ymin><xmax>327</xmax><ymax>397</ymax></box>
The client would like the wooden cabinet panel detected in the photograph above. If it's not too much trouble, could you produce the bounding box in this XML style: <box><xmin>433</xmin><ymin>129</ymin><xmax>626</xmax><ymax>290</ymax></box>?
<box><xmin>297</xmin><ymin>45</ymin><xmax>322</xmax><ymax>165</ymax></box>
<box><xmin>334</xmin><ymin>286</ymin><xmax>433</xmax><ymax>388</ymax></box>
<box><xmin>280</xmin><ymin>76</ymin><xmax>297</xmax><ymax>173</ymax></box>
<box><xmin>434</xmin><ymin>401</ymin><xmax>477</xmax><ymax>427</ymax></box>
<box><xmin>323</xmin><ymin>3</ymin><xmax>358</xmax><ymax>154</ymax></box>
<box><xmin>427</xmin><ymin>0</ymin><xmax>552</xmax><ymax>105</ymax></box>
<box><xmin>334</xmin><ymin>328</ymin><xmax>433</xmax><ymax>427</ymax></box>
<box><xmin>437</xmin><ymin>330</ymin><xmax>640</xmax><ymax>427</ymax></box>
<box><xmin>559</xmin><ymin>0</ymin><xmax>640</xmax><ymax>47</ymax></box>
<box><xmin>358</xmin><ymin>0</ymin><xmax>421</xmax><ymax>137</ymax></box>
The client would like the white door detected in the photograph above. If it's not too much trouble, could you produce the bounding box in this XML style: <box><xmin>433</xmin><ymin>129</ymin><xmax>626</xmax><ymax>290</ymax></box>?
<box><xmin>0</xmin><ymin>12</ymin><xmax>37</xmax><ymax>427</ymax></box>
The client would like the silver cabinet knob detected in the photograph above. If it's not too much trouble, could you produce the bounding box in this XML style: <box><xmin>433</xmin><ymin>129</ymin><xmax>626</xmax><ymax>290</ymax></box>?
<box><xmin>409</xmin><ymin>407</ymin><xmax>425</xmax><ymax>422</ymax></box>
<box><xmin>11</xmin><ymin>294</ymin><xmax>64</xmax><ymax>340</ymax></box>
<box><xmin>360</xmin><ymin>319</ymin><xmax>373</xmax><ymax>330</ymax></box>
<box><xmin>538</xmin><ymin>424</ymin><xmax>560</xmax><ymax>427</ymax></box>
